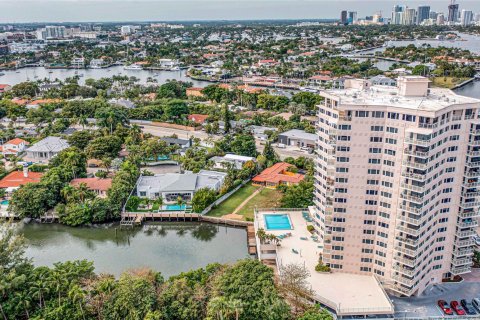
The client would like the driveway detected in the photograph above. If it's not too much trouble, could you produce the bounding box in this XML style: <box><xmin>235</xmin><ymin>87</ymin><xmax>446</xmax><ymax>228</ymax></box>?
<box><xmin>392</xmin><ymin>269</ymin><xmax>480</xmax><ymax>318</ymax></box>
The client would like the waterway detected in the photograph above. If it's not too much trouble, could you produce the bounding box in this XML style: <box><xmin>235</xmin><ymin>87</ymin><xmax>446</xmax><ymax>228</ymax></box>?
<box><xmin>0</xmin><ymin>65</ymin><xmax>207</xmax><ymax>87</ymax></box>
<box><xmin>20</xmin><ymin>222</ymin><xmax>249</xmax><ymax>277</ymax></box>
<box><xmin>455</xmin><ymin>80</ymin><xmax>480</xmax><ymax>99</ymax></box>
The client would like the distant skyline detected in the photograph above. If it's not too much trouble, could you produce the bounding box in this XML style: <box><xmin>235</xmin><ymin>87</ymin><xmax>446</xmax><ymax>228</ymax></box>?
<box><xmin>0</xmin><ymin>0</ymin><xmax>479</xmax><ymax>23</ymax></box>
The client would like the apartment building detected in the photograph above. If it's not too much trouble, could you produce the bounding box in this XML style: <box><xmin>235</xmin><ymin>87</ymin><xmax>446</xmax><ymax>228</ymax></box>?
<box><xmin>314</xmin><ymin>76</ymin><xmax>480</xmax><ymax>297</ymax></box>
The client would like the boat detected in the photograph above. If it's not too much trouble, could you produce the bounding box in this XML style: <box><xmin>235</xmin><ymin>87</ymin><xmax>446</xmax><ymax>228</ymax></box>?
<box><xmin>475</xmin><ymin>74</ymin><xmax>480</xmax><ymax>80</ymax></box>
<box><xmin>124</xmin><ymin>64</ymin><xmax>143</xmax><ymax>70</ymax></box>
<box><xmin>171</xmin><ymin>66</ymin><xmax>181</xmax><ymax>71</ymax></box>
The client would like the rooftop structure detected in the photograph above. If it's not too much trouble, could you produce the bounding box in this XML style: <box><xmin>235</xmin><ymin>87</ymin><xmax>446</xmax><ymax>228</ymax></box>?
<box><xmin>0</xmin><ymin>170</ymin><xmax>43</xmax><ymax>189</ymax></box>
<box><xmin>70</xmin><ymin>177</ymin><xmax>112</xmax><ymax>198</ymax></box>
<box><xmin>25</xmin><ymin>136</ymin><xmax>70</xmax><ymax>162</ymax></box>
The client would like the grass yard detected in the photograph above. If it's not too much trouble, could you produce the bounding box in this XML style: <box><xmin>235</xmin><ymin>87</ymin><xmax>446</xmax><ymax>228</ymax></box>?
<box><xmin>207</xmin><ymin>183</ymin><xmax>257</xmax><ymax>217</ymax></box>
<box><xmin>236</xmin><ymin>188</ymin><xmax>283</xmax><ymax>220</ymax></box>
<box><xmin>207</xmin><ymin>183</ymin><xmax>283</xmax><ymax>220</ymax></box>
<box><xmin>431</xmin><ymin>77</ymin><xmax>469</xmax><ymax>89</ymax></box>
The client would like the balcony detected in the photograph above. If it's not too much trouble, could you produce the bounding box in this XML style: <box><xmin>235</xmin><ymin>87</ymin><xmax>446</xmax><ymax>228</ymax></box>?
<box><xmin>393</xmin><ymin>255</ymin><xmax>417</xmax><ymax>268</ymax></box>
<box><xmin>463</xmin><ymin>181</ymin><xmax>480</xmax><ymax>188</ymax></box>
<box><xmin>453</xmin><ymin>248</ymin><xmax>474</xmax><ymax>257</ymax></box>
<box><xmin>392</xmin><ymin>264</ymin><xmax>416</xmax><ymax>277</ymax></box>
<box><xmin>389</xmin><ymin>284</ymin><xmax>415</xmax><ymax>296</ymax></box>
<box><xmin>456</xmin><ymin>239</ymin><xmax>475</xmax><ymax>247</ymax></box>
<box><xmin>452</xmin><ymin>115</ymin><xmax>463</xmax><ymax>121</ymax></box>
<box><xmin>397</xmin><ymin>214</ymin><xmax>422</xmax><ymax>226</ymax></box>
<box><xmin>402</xmin><ymin>161</ymin><xmax>429</xmax><ymax>170</ymax></box>
<box><xmin>451</xmin><ymin>257</ymin><xmax>472</xmax><ymax>266</ymax></box>
<box><xmin>339</xmin><ymin>116</ymin><xmax>352</xmax><ymax>121</ymax></box>
<box><xmin>466</xmin><ymin>161</ymin><xmax>480</xmax><ymax>168</ymax></box>
<box><xmin>468</xmin><ymin>150</ymin><xmax>480</xmax><ymax>157</ymax></box>
<box><xmin>400</xmin><ymin>193</ymin><xmax>424</xmax><ymax>205</ymax></box>
<box><xmin>468</xmin><ymin>140</ymin><xmax>480</xmax><ymax>146</ymax></box>
<box><xmin>402</xmin><ymin>171</ymin><xmax>427</xmax><ymax>182</ymax></box>
<box><xmin>464</xmin><ymin>171</ymin><xmax>480</xmax><ymax>178</ymax></box>
<box><xmin>456</xmin><ymin>229</ymin><xmax>476</xmax><ymax>238</ymax></box>
<box><xmin>464</xmin><ymin>191</ymin><xmax>480</xmax><ymax>197</ymax></box>
<box><xmin>397</xmin><ymin>225</ymin><xmax>421</xmax><ymax>237</ymax></box>
<box><xmin>392</xmin><ymin>274</ymin><xmax>416</xmax><ymax>287</ymax></box>
<box><xmin>403</xmin><ymin>149</ymin><xmax>430</xmax><ymax>158</ymax></box>
<box><xmin>400</xmin><ymin>182</ymin><xmax>425</xmax><ymax>193</ymax></box>
<box><xmin>459</xmin><ymin>211</ymin><xmax>480</xmax><ymax>218</ymax></box>
<box><xmin>459</xmin><ymin>201</ymin><xmax>480</xmax><ymax>209</ymax></box>
<box><xmin>396</xmin><ymin>236</ymin><xmax>419</xmax><ymax>247</ymax></box>
<box><xmin>470</xmin><ymin>129</ymin><xmax>480</xmax><ymax>135</ymax></box>
<box><xmin>458</xmin><ymin>221</ymin><xmax>478</xmax><ymax>228</ymax></box>
<box><xmin>394</xmin><ymin>245</ymin><xmax>417</xmax><ymax>257</ymax></box>
<box><xmin>451</xmin><ymin>266</ymin><xmax>471</xmax><ymax>275</ymax></box>
<box><xmin>404</xmin><ymin>138</ymin><xmax>431</xmax><ymax>147</ymax></box>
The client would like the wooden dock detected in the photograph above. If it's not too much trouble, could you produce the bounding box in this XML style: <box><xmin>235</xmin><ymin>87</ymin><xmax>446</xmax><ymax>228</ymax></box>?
<box><xmin>247</xmin><ymin>225</ymin><xmax>257</xmax><ymax>255</ymax></box>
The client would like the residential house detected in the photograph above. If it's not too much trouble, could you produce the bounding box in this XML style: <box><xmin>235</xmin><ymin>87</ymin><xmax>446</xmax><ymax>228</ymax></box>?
<box><xmin>136</xmin><ymin>170</ymin><xmax>227</xmax><ymax>202</ymax></box>
<box><xmin>0</xmin><ymin>138</ymin><xmax>29</xmax><ymax>157</ymax></box>
<box><xmin>0</xmin><ymin>167</ymin><xmax>43</xmax><ymax>193</ymax></box>
<box><xmin>252</xmin><ymin>162</ymin><xmax>304</xmax><ymax>188</ymax></box>
<box><xmin>188</xmin><ymin>113</ymin><xmax>209</xmax><ymax>124</ymax></box>
<box><xmin>70</xmin><ymin>177</ymin><xmax>112</xmax><ymax>198</ymax></box>
<box><xmin>0</xmin><ymin>84</ymin><xmax>12</xmax><ymax>94</ymax></box>
<box><xmin>108</xmin><ymin>98</ymin><xmax>136</xmax><ymax>109</ymax></box>
<box><xmin>278</xmin><ymin>129</ymin><xmax>316</xmax><ymax>149</ymax></box>
<box><xmin>186</xmin><ymin>88</ymin><xmax>205</xmax><ymax>98</ymax></box>
<box><xmin>248</xmin><ymin>125</ymin><xmax>277</xmax><ymax>141</ymax></box>
<box><xmin>38</xmin><ymin>83</ymin><xmax>62</xmax><ymax>93</ymax></box>
<box><xmin>211</xmin><ymin>154</ymin><xmax>256</xmax><ymax>170</ymax></box>
<box><xmin>308</xmin><ymin>75</ymin><xmax>333</xmax><ymax>87</ymax></box>
<box><xmin>26</xmin><ymin>136</ymin><xmax>70</xmax><ymax>162</ymax></box>
<box><xmin>370</xmin><ymin>75</ymin><xmax>397</xmax><ymax>86</ymax></box>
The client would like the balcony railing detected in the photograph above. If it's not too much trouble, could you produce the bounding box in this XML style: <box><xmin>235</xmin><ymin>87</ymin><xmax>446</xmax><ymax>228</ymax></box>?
<box><xmin>451</xmin><ymin>257</ymin><xmax>472</xmax><ymax>266</ymax></box>
<box><xmin>453</xmin><ymin>248</ymin><xmax>474</xmax><ymax>257</ymax></box>
<box><xmin>396</xmin><ymin>236</ymin><xmax>419</xmax><ymax>247</ymax></box>
<box><xmin>400</xmin><ymin>182</ymin><xmax>425</xmax><ymax>193</ymax></box>
<box><xmin>392</xmin><ymin>264</ymin><xmax>416</xmax><ymax>277</ymax></box>
<box><xmin>468</xmin><ymin>150</ymin><xmax>480</xmax><ymax>157</ymax></box>
<box><xmin>392</xmin><ymin>274</ymin><xmax>416</xmax><ymax>287</ymax></box>
<box><xmin>451</xmin><ymin>266</ymin><xmax>471</xmax><ymax>275</ymax></box>
<box><xmin>393</xmin><ymin>255</ymin><xmax>417</xmax><ymax>267</ymax></box>
<box><xmin>394</xmin><ymin>245</ymin><xmax>417</xmax><ymax>257</ymax></box>
<box><xmin>389</xmin><ymin>284</ymin><xmax>415</xmax><ymax>296</ymax></box>
<box><xmin>397</xmin><ymin>225</ymin><xmax>421</xmax><ymax>237</ymax></box>
<box><xmin>456</xmin><ymin>230</ymin><xmax>476</xmax><ymax>238</ymax></box>
<box><xmin>458</xmin><ymin>221</ymin><xmax>478</xmax><ymax>228</ymax></box>
<box><xmin>404</xmin><ymin>138</ymin><xmax>431</xmax><ymax>147</ymax></box>
<box><xmin>463</xmin><ymin>181</ymin><xmax>480</xmax><ymax>188</ymax></box>
<box><xmin>468</xmin><ymin>140</ymin><xmax>480</xmax><ymax>146</ymax></box>
<box><xmin>456</xmin><ymin>239</ymin><xmax>475</xmax><ymax>247</ymax></box>
<box><xmin>402</xmin><ymin>171</ymin><xmax>427</xmax><ymax>182</ymax></box>
<box><xmin>402</xmin><ymin>161</ymin><xmax>429</xmax><ymax>170</ymax></box>
<box><xmin>459</xmin><ymin>211</ymin><xmax>480</xmax><ymax>218</ymax></box>
<box><xmin>397</xmin><ymin>214</ymin><xmax>422</xmax><ymax>226</ymax></box>
<box><xmin>400</xmin><ymin>193</ymin><xmax>424</xmax><ymax>204</ymax></box>
<box><xmin>403</xmin><ymin>149</ymin><xmax>430</xmax><ymax>158</ymax></box>
<box><xmin>459</xmin><ymin>201</ymin><xmax>480</xmax><ymax>209</ymax></box>
<box><xmin>398</xmin><ymin>204</ymin><xmax>423</xmax><ymax>215</ymax></box>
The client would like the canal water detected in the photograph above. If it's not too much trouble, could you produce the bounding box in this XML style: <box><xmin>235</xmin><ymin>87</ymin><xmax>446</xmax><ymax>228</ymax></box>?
<box><xmin>455</xmin><ymin>80</ymin><xmax>480</xmax><ymax>100</ymax></box>
<box><xmin>0</xmin><ymin>65</ymin><xmax>207</xmax><ymax>87</ymax></box>
<box><xmin>20</xmin><ymin>222</ymin><xmax>249</xmax><ymax>277</ymax></box>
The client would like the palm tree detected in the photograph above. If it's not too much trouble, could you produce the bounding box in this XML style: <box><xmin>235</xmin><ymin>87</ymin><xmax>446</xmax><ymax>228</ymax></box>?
<box><xmin>101</xmin><ymin>157</ymin><xmax>112</xmax><ymax>174</ymax></box>
<box><xmin>61</xmin><ymin>185</ymin><xmax>78</xmax><ymax>203</ymax></box>
<box><xmin>68</xmin><ymin>284</ymin><xmax>86</xmax><ymax>320</ymax></box>
<box><xmin>208</xmin><ymin>296</ymin><xmax>233</xmax><ymax>320</ymax></box>
<box><xmin>76</xmin><ymin>183</ymin><xmax>91</xmax><ymax>203</ymax></box>
<box><xmin>230</xmin><ymin>299</ymin><xmax>243</xmax><ymax>320</ymax></box>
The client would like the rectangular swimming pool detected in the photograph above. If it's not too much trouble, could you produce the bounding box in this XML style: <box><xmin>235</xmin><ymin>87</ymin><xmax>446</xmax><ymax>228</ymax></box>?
<box><xmin>0</xmin><ymin>200</ymin><xmax>9</xmax><ymax>206</ymax></box>
<box><xmin>264</xmin><ymin>214</ymin><xmax>293</xmax><ymax>230</ymax></box>
<box><xmin>162</xmin><ymin>204</ymin><xmax>187</xmax><ymax>211</ymax></box>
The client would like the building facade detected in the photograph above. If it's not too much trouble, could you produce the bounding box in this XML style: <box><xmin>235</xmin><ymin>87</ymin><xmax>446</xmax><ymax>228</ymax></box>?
<box><xmin>314</xmin><ymin>76</ymin><xmax>480</xmax><ymax>297</ymax></box>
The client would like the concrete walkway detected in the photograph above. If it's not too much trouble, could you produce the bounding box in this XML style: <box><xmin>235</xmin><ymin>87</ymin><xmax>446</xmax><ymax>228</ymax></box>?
<box><xmin>222</xmin><ymin>187</ymin><xmax>263</xmax><ymax>220</ymax></box>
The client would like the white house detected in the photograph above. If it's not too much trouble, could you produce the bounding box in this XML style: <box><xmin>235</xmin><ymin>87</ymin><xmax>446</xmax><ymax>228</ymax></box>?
<box><xmin>0</xmin><ymin>138</ymin><xmax>29</xmax><ymax>157</ymax></box>
<box><xmin>135</xmin><ymin>170</ymin><xmax>227</xmax><ymax>203</ymax></box>
<box><xmin>211</xmin><ymin>154</ymin><xmax>256</xmax><ymax>170</ymax></box>
<box><xmin>25</xmin><ymin>136</ymin><xmax>70</xmax><ymax>162</ymax></box>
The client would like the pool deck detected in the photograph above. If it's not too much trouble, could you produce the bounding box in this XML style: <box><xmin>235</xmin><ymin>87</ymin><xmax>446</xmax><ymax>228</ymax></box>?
<box><xmin>254</xmin><ymin>209</ymin><xmax>394</xmax><ymax>317</ymax></box>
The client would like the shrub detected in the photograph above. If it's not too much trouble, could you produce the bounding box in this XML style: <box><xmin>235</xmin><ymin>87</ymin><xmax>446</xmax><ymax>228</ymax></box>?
<box><xmin>315</xmin><ymin>263</ymin><xmax>331</xmax><ymax>273</ymax></box>
<box><xmin>307</xmin><ymin>225</ymin><xmax>314</xmax><ymax>233</ymax></box>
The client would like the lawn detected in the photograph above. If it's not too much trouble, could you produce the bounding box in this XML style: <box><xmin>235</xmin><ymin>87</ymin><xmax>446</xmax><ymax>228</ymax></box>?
<box><xmin>431</xmin><ymin>77</ymin><xmax>469</xmax><ymax>89</ymax></box>
<box><xmin>207</xmin><ymin>183</ymin><xmax>283</xmax><ymax>220</ymax></box>
<box><xmin>207</xmin><ymin>183</ymin><xmax>257</xmax><ymax>217</ymax></box>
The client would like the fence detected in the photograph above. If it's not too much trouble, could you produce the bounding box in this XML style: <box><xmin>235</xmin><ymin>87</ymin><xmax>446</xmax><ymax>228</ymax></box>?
<box><xmin>200</xmin><ymin>179</ymin><xmax>250</xmax><ymax>215</ymax></box>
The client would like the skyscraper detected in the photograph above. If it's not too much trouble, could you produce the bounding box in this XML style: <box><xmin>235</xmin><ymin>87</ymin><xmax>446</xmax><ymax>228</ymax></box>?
<box><xmin>448</xmin><ymin>3</ymin><xmax>459</xmax><ymax>22</ymax></box>
<box><xmin>437</xmin><ymin>13</ymin><xmax>446</xmax><ymax>25</ymax></box>
<box><xmin>314</xmin><ymin>76</ymin><xmax>480</xmax><ymax>297</ymax></box>
<box><xmin>417</xmin><ymin>5</ymin><xmax>431</xmax><ymax>24</ymax></box>
<box><xmin>340</xmin><ymin>10</ymin><xmax>348</xmax><ymax>24</ymax></box>
<box><xmin>402</xmin><ymin>8</ymin><xmax>417</xmax><ymax>25</ymax></box>
<box><xmin>348</xmin><ymin>11</ymin><xmax>358</xmax><ymax>24</ymax></box>
<box><xmin>460</xmin><ymin>10</ymin><xmax>474</xmax><ymax>26</ymax></box>
<box><xmin>391</xmin><ymin>5</ymin><xmax>405</xmax><ymax>24</ymax></box>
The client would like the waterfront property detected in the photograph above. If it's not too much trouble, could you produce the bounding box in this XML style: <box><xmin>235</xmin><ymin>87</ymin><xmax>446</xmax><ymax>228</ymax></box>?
<box><xmin>314</xmin><ymin>76</ymin><xmax>480</xmax><ymax>297</ymax></box>
<box><xmin>252</xmin><ymin>162</ymin><xmax>304</xmax><ymax>188</ymax></box>
<box><xmin>70</xmin><ymin>177</ymin><xmax>112</xmax><ymax>198</ymax></box>
<box><xmin>211</xmin><ymin>154</ymin><xmax>256</xmax><ymax>170</ymax></box>
<box><xmin>135</xmin><ymin>170</ymin><xmax>226</xmax><ymax>203</ymax></box>
<box><xmin>254</xmin><ymin>208</ymin><xmax>394</xmax><ymax>317</ymax></box>
<box><xmin>0</xmin><ymin>167</ymin><xmax>43</xmax><ymax>193</ymax></box>
<box><xmin>25</xmin><ymin>136</ymin><xmax>69</xmax><ymax>163</ymax></box>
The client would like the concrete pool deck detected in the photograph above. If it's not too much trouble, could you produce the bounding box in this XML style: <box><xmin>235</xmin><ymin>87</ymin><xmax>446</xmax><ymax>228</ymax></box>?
<box><xmin>254</xmin><ymin>209</ymin><xmax>394</xmax><ymax>317</ymax></box>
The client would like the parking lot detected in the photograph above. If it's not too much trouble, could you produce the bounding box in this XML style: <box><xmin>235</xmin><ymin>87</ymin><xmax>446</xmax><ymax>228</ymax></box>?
<box><xmin>392</xmin><ymin>270</ymin><xmax>480</xmax><ymax>318</ymax></box>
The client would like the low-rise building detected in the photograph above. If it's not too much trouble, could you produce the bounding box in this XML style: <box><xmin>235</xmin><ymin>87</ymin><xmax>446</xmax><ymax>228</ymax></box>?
<box><xmin>211</xmin><ymin>154</ymin><xmax>256</xmax><ymax>170</ymax></box>
<box><xmin>370</xmin><ymin>75</ymin><xmax>397</xmax><ymax>86</ymax></box>
<box><xmin>0</xmin><ymin>84</ymin><xmax>12</xmax><ymax>94</ymax></box>
<box><xmin>26</xmin><ymin>136</ymin><xmax>70</xmax><ymax>162</ymax></box>
<box><xmin>188</xmin><ymin>113</ymin><xmax>209</xmax><ymax>124</ymax></box>
<box><xmin>252</xmin><ymin>162</ymin><xmax>304</xmax><ymax>188</ymax></box>
<box><xmin>70</xmin><ymin>177</ymin><xmax>112</xmax><ymax>198</ymax></box>
<box><xmin>278</xmin><ymin>129</ymin><xmax>316</xmax><ymax>149</ymax></box>
<box><xmin>135</xmin><ymin>170</ymin><xmax>227</xmax><ymax>202</ymax></box>
<box><xmin>186</xmin><ymin>87</ymin><xmax>205</xmax><ymax>98</ymax></box>
<box><xmin>248</xmin><ymin>125</ymin><xmax>277</xmax><ymax>141</ymax></box>
<box><xmin>0</xmin><ymin>167</ymin><xmax>43</xmax><ymax>192</ymax></box>
<box><xmin>0</xmin><ymin>138</ymin><xmax>29</xmax><ymax>157</ymax></box>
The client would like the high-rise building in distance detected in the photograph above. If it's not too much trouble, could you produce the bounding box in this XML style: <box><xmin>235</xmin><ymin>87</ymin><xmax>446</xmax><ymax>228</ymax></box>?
<box><xmin>417</xmin><ymin>5</ymin><xmax>431</xmax><ymax>24</ymax></box>
<box><xmin>314</xmin><ymin>76</ymin><xmax>480</xmax><ymax>296</ymax></box>
<box><xmin>448</xmin><ymin>3</ymin><xmax>460</xmax><ymax>22</ymax></box>
<box><xmin>391</xmin><ymin>5</ymin><xmax>405</xmax><ymax>24</ymax></box>
<box><xmin>402</xmin><ymin>8</ymin><xmax>417</xmax><ymax>25</ymax></box>
<box><xmin>340</xmin><ymin>10</ymin><xmax>348</xmax><ymax>24</ymax></box>
<box><xmin>460</xmin><ymin>10</ymin><xmax>474</xmax><ymax>26</ymax></box>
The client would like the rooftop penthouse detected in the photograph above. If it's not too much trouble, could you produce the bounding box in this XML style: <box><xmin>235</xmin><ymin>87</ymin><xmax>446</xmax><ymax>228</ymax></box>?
<box><xmin>321</xmin><ymin>76</ymin><xmax>480</xmax><ymax>112</ymax></box>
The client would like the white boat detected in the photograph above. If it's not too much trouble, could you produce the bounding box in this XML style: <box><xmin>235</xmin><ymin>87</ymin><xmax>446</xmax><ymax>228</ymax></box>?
<box><xmin>124</xmin><ymin>64</ymin><xmax>143</xmax><ymax>70</ymax></box>
<box><xmin>171</xmin><ymin>66</ymin><xmax>181</xmax><ymax>71</ymax></box>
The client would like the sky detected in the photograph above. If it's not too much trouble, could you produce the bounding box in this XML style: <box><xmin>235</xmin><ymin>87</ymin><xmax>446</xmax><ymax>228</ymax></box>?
<box><xmin>0</xmin><ymin>0</ymin><xmax>479</xmax><ymax>23</ymax></box>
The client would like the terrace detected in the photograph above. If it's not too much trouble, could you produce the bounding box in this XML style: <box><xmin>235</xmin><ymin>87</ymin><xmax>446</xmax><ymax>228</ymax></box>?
<box><xmin>254</xmin><ymin>208</ymin><xmax>394</xmax><ymax>317</ymax></box>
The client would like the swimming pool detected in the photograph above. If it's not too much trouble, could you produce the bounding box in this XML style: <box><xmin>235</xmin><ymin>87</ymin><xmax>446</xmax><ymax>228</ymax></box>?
<box><xmin>162</xmin><ymin>204</ymin><xmax>187</xmax><ymax>211</ymax></box>
<box><xmin>264</xmin><ymin>214</ymin><xmax>293</xmax><ymax>230</ymax></box>
<box><xmin>0</xmin><ymin>200</ymin><xmax>9</xmax><ymax>206</ymax></box>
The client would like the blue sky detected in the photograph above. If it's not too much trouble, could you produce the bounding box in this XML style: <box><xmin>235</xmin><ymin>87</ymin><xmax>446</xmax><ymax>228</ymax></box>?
<box><xmin>0</xmin><ymin>0</ymin><xmax>479</xmax><ymax>23</ymax></box>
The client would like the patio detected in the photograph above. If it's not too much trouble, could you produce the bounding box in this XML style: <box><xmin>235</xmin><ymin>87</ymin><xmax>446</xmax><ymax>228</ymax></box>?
<box><xmin>254</xmin><ymin>208</ymin><xmax>394</xmax><ymax>317</ymax></box>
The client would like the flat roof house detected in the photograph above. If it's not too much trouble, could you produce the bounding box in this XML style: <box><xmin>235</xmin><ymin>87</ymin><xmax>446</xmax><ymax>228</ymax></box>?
<box><xmin>26</xmin><ymin>136</ymin><xmax>70</xmax><ymax>163</ymax></box>
<box><xmin>211</xmin><ymin>154</ymin><xmax>256</xmax><ymax>170</ymax></box>
<box><xmin>136</xmin><ymin>170</ymin><xmax>226</xmax><ymax>202</ymax></box>
<box><xmin>278</xmin><ymin>129</ymin><xmax>316</xmax><ymax>149</ymax></box>
<box><xmin>252</xmin><ymin>162</ymin><xmax>304</xmax><ymax>188</ymax></box>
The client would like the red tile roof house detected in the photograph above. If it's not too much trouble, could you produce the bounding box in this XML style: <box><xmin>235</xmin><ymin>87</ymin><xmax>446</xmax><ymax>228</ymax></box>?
<box><xmin>252</xmin><ymin>162</ymin><xmax>304</xmax><ymax>189</ymax></box>
<box><xmin>0</xmin><ymin>169</ymin><xmax>43</xmax><ymax>193</ymax></box>
<box><xmin>70</xmin><ymin>177</ymin><xmax>113</xmax><ymax>198</ymax></box>
<box><xmin>0</xmin><ymin>84</ymin><xmax>12</xmax><ymax>94</ymax></box>
<box><xmin>0</xmin><ymin>138</ymin><xmax>29</xmax><ymax>157</ymax></box>
<box><xmin>188</xmin><ymin>114</ymin><xmax>209</xmax><ymax>125</ymax></box>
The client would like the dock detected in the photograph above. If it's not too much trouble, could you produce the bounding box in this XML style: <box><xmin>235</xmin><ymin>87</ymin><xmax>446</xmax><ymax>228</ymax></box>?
<box><xmin>120</xmin><ymin>212</ymin><xmax>257</xmax><ymax>256</ymax></box>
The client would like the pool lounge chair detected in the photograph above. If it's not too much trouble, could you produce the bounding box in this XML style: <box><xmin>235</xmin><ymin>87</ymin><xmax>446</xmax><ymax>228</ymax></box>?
<box><xmin>300</xmin><ymin>237</ymin><xmax>308</xmax><ymax>241</ymax></box>
<box><xmin>292</xmin><ymin>248</ymin><xmax>299</xmax><ymax>254</ymax></box>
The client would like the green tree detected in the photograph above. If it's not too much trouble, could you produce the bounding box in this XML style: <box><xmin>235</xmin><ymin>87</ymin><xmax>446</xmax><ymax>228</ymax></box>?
<box><xmin>67</xmin><ymin>130</ymin><xmax>94</xmax><ymax>150</ymax></box>
<box><xmin>86</xmin><ymin>135</ymin><xmax>123</xmax><ymax>159</ymax></box>
<box><xmin>191</xmin><ymin>187</ymin><xmax>217</xmax><ymax>213</ymax></box>
<box><xmin>95</xmin><ymin>106</ymin><xmax>129</xmax><ymax>134</ymax></box>
<box><xmin>231</xmin><ymin>134</ymin><xmax>258</xmax><ymax>158</ymax></box>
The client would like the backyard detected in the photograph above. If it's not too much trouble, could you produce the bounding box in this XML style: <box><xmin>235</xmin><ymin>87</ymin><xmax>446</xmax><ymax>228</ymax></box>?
<box><xmin>207</xmin><ymin>183</ymin><xmax>283</xmax><ymax>220</ymax></box>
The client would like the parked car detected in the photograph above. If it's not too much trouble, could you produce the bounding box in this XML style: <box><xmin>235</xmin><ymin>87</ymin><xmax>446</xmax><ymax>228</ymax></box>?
<box><xmin>438</xmin><ymin>300</ymin><xmax>453</xmax><ymax>315</ymax></box>
<box><xmin>451</xmin><ymin>301</ymin><xmax>466</xmax><ymax>315</ymax></box>
<box><xmin>461</xmin><ymin>299</ymin><xmax>477</xmax><ymax>315</ymax></box>
<box><xmin>472</xmin><ymin>298</ymin><xmax>480</xmax><ymax>312</ymax></box>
